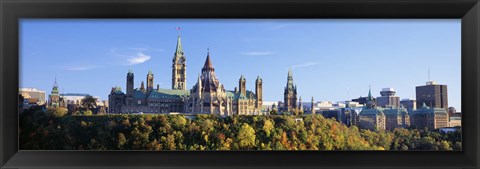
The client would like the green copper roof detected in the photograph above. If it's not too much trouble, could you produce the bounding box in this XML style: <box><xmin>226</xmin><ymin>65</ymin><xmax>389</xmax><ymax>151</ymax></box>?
<box><xmin>360</xmin><ymin>107</ymin><xmax>384</xmax><ymax>115</ymax></box>
<box><xmin>226</xmin><ymin>90</ymin><xmax>256</xmax><ymax>100</ymax></box>
<box><xmin>132</xmin><ymin>88</ymin><xmax>189</xmax><ymax>99</ymax></box>
<box><xmin>414</xmin><ymin>105</ymin><xmax>447</xmax><ymax>115</ymax></box>
<box><xmin>240</xmin><ymin>75</ymin><xmax>246</xmax><ymax>81</ymax></box>
<box><xmin>175</xmin><ymin>36</ymin><xmax>183</xmax><ymax>56</ymax></box>
<box><xmin>382</xmin><ymin>107</ymin><xmax>409</xmax><ymax>116</ymax></box>
<box><xmin>256</xmin><ymin>75</ymin><xmax>262</xmax><ymax>82</ymax></box>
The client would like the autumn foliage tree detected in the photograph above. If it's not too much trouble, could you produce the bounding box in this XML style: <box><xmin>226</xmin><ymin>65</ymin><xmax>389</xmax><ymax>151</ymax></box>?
<box><xmin>19</xmin><ymin>108</ymin><xmax>461</xmax><ymax>151</ymax></box>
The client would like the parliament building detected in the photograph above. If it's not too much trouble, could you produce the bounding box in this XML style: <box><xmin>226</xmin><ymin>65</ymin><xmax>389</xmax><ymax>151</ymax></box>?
<box><xmin>108</xmin><ymin>35</ymin><xmax>263</xmax><ymax>115</ymax></box>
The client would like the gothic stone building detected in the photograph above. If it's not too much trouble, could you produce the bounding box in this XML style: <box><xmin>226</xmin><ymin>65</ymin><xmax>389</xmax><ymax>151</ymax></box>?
<box><xmin>185</xmin><ymin>52</ymin><xmax>263</xmax><ymax>115</ymax></box>
<box><xmin>108</xmin><ymin>36</ymin><xmax>189</xmax><ymax>114</ymax></box>
<box><xmin>108</xmin><ymin>70</ymin><xmax>189</xmax><ymax>114</ymax></box>
<box><xmin>411</xmin><ymin>103</ymin><xmax>449</xmax><ymax>129</ymax></box>
<box><xmin>359</xmin><ymin>88</ymin><xmax>411</xmax><ymax>131</ymax></box>
<box><xmin>358</xmin><ymin>88</ymin><xmax>386</xmax><ymax>131</ymax></box>
<box><xmin>109</xmin><ymin>35</ymin><xmax>263</xmax><ymax>115</ymax></box>
<box><xmin>283</xmin><ymin>69</ymin><xmax>298</xmax><ymax>112</ymax></box>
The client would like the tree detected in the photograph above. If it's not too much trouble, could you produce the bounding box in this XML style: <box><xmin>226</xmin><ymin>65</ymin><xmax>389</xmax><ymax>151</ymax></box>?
<box><xmin>83</xmin><ymin>110</ymin><xmax>93</xmax><ymax>116</ymax></box>
<box><xmin>172</xmin><ymin>115</ymin><xmax>187</xmax><ymax>129</ymax></box>
<box><xmin>237</xmin><ymin>123</ymin><xmax>256</xmax><ymax>149</ymax></box>
<box><xmin>117</xmin><ymin>133</ymin><xmax>127</xmax><ymax>149</ymax></box>
<box><xmin>262</xmin><ymin>120</ymin><xmax>274</xmax><ymax>137</ymax></box>
<box><xmin>269</xmin><ymin>109</ymin><xmax>278</xmax><ymax>115</ymax></box>
<box><xmin>46</xmin><ymin>107</ymin><xmax>68</xmax><ymax>117</ymax></box>
<box><xmin>81</xmin><ymin>95</ymin><xmax>97</xmax><ymax>110</ymax></box>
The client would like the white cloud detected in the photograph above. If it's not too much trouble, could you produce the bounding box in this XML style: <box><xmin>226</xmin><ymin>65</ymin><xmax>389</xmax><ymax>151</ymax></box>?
<box><xmin>291</xmin><ymin>62</ymin><xmax>318</xmax><ymax>69</ymax></box>
<box><xmin>242</xmin><ymin>51</ymin><xmax>273</xmax><ymax>56</ymax></box>
<box><xmin>127</xmin><ymin>53</ymin><xmax>151</xmax><ymax>65</ymax></box>
<box><xmin>65</xmin><ymin>65</ymin><xmax>97</xmax><ymax>71</ymax></box>
<box><xmin>129</xmin><ymin>47</ymin><xmax>148</xmax><ymax>51</ymax></box>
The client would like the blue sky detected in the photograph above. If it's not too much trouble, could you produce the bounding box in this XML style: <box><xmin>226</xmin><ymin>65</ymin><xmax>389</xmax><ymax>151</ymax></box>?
<box><xmin>20</xmin><ymin>19</ymin><xmax>461</xmax><ymax>111</ymax></box>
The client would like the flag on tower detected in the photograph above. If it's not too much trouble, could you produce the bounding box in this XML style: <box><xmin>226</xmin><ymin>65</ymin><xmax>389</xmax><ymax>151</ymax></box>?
<box><xmin>176</xmin><ymin>27</ymin><xmax>181</xmax><ymax>30</ymax></box>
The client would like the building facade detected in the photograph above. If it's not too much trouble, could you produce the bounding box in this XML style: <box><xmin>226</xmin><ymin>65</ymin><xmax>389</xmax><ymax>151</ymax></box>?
<box><xmin>185</xmin><ymin>52</ymin><xmax>263</xmax><ymax>115</ymax></box>
<box><xmin>108</xmin><ymin>35</ymin><xmax>190</xmax><ymax>114</ymax></box>
<box><xmin>400</xmin><ymin>98</ymin><xmax>417</xmax><ymax>111</ymax></box>
<box><xmin>109</xmin><ymin>35</ymin><xmax>263</xmax><ymax>115</ymax></box>
<box><xmin>382</xmin><ymin>107</ymin><xmax>410</xmax><ymax>131</ymax></box>
<box><xmin>416</xmin><ymin>81</ymin><xmax>448</xmax><ymax>109</ymax></box>
<box><xmin>108</xmin><ymin>69</ymin><xmax>189</xmax><ymax>114</ymax></box>
<box><xmin>411</xmin><ymin>103</ymin><xmax>449</xmax><ymax>129</ymax></box>
<box><xmin>19</xmin><ymin>88</ymin><xmax>46</xmax><ymax>106</ymax></box>
<box><xmin>358</xmin><ymin>88</ymin><xmax>386</xmax><ymax>131</ymax></box>
<box><xmin>48</xmin><ymin>78</ymin><xmax>61</xmax><ymax>108</ymax></box>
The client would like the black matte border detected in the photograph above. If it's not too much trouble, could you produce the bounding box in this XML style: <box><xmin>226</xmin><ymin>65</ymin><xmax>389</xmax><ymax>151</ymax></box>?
<box><xmin>1</xmin><ymin>0</ymin><xmax>479</xmax><ymax>169</ymax></box>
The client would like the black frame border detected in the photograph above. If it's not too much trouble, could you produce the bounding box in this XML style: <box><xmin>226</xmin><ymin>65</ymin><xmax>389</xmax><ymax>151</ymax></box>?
<box><xmin>1</xmin><ymin>0</ymin><xmax>479</xmax><ymax>169</ymax></box>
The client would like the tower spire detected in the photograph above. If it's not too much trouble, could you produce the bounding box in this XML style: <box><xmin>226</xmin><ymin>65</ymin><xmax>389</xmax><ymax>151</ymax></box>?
<box><xmin>288</xmin><ymin>68</ymin><xmax>293</xmax><ymax>79</ymax></box>
<box><xmin>174</xmin><ymin>33</ymin><xmax>183</xmax><ymax>58</ymax></box>
<box><xmin>368</xmin><ymin>85</ymin><xmax>372</xmax><ymax>100</ymax></box>
<box><xmin>203</xmin><ymin>49</ymin><xmax>214</xmax><ymax>70</ymax></box>
<box><xmin>54</xmin><ymin>74</ymin><xmax>58</xmax><ymax>87</ymax></box>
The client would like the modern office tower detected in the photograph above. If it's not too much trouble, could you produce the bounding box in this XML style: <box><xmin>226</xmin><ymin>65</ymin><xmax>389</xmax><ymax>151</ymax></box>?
<box><xmin>416</xmin><ymin>81</ymin><xmax>448</xmax><ymax>109</ymax></box>
<box><xmin>376</xmin><ymin>88</ymin><xmax>400</xmax><ymax>108</ymax></box>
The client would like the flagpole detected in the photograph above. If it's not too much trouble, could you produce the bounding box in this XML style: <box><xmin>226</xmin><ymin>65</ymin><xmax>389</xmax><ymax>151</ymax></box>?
<box><xmin>176</xmin><ymin>27</ymin><xmax>181</xmax><ymax>37</ymax></box>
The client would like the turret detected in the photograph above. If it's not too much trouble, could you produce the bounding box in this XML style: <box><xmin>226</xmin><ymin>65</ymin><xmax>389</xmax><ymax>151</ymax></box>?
<box><xmin>147</xmin><ymin>70</ymin><xmax>154</xmax><ymax>94</ymax></box>
<box><xmin>126</xmin><ymin>68</ymin><xmax>134</xmax><ymax>97</ymax></box>
<box><xmin>196</xmin><ymin>74</ymin><xmax>202</xmax><ymax>95</ymax></box>
<box><xmin>255</xmin><ymin>75</ymin><xmax>263</xmax><ymax>109</ymax></box>
<box><xmin>239</xmin><ymin>75</ymin><xmax>246</xmax><ymax>96</ymax></box>
<box><xmin>140</xmin><ymin>81</ymin><xmax>145</xmax><ymax>93</ymax></box>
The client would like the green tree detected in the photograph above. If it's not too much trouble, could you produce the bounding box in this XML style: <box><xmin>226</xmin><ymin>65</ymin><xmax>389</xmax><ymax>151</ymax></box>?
<box><xmin>262</xmin><ymin>119</ymin><xmax>274</xmax><ymax>137</ymax></box>
<box><xmin>117</xmin><ymin>133</ymin><xmax>127</xmax><ymax>149</ymax></box>
<box><xmin>237</xmin><ymin>123</ymin><xmax>256</xmax><ymax>149</ymax></box>
<box><xmin>269</xmin><ymin>109</ymin><xmax>278</xmax><ymax>115</ymax></box>
<box><xmin>46</xmin><ymin>107</ymin><xmax>68</xmax><ymax>117</ymax></box>
<box><xmin>172</xmin><ymin>115</ymin><xmax>187</xmax><ymax>129</ymax></box>
<box><xmin>83</xmin><ymin>110</ymin><xmax>93</xmax><ymax>116</ymax></box>
<box><xmin>81</xmin><ymin>95</ymin><xmax>97</xmax><ymax>110</ymax></box>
